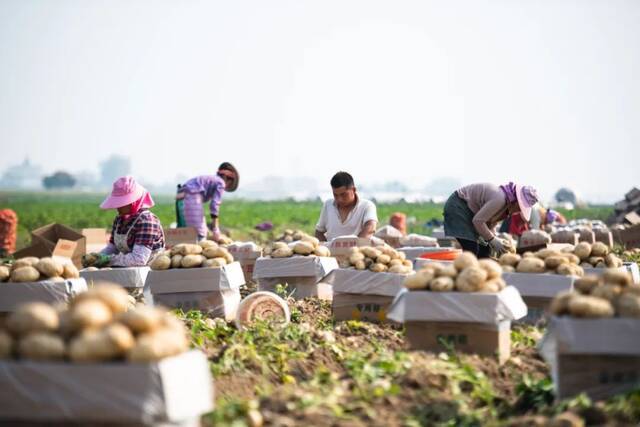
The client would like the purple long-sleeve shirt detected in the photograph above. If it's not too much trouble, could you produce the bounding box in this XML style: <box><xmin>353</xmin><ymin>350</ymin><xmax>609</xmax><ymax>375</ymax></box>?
<box><xmin>182</xmin><ymin>175</ymin><xmax>226</xmax><ymax>216</ymax></box>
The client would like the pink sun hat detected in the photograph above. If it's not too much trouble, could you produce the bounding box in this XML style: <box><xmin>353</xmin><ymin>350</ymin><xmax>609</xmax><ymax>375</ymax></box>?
<box><xmin>515</xmin><ymin>185</ymin><xmax>539</xmax><ymax>222</ymax></box>
<box><xmin>100</xmin><ymin>176</ymin><xmax>151</xmax><ymax>209</ymax></box>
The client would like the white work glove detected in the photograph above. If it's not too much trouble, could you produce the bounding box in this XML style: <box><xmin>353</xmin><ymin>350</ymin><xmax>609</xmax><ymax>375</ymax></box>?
<box><xmin>488</xmin><ymin>237</ymin><xmax>507</xmax><ymax>255</ymax></box>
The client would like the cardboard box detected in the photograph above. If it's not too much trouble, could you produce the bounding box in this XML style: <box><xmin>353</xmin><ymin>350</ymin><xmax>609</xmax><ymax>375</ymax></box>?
<box><xmin>593</xmin><ymin>229</ymin><xmax>614</xmax><ymax>247</ymax></box>
<box><xmin>582</xmin><ymin>262</ymin><xmax>640</xmax><ymax>285</ymax></box>
<box><xmin>405</xmin><ymin>320</ymin><xmax>511</xmax><ymax>364</ymax></box>
<box><xmin>16</xmin><ymin>223</ymin><xmax>87</xmax><ymax>268</ymax></box>
<box><xmin>253</xmin><ymin>256</ymin><xmax>338</xmax><ymax>300</ymax></box>
<box><xmin>164</xmin><ymin>227</ymin><xmax>198</xmax><ymax>248</ymax></box>
<box><xmin>617</xmin><ymin>224</ymin><xmax>640</xmax><ymax>249</ymax></box>
<box><xmin>518</xmin><ymin>230</ymin><xmax>551</xmax><ymax>249</ymax></box>
<box><xmin>146</xmin><ymin>263</ymin><xmax>245</xmax><ymax>320</ymax></box>
<box><xmin>502</xmin><ymin>272</ymin><xmax>574</xmax><ymax>298</ymax></box>
<box><xmin>518</xmin><ymin>296</ymin><xmax>552</xmax><ymax>325</ymax></box>
<box><xmin>227</xmin><ymin>242</ymin><xmax>262</xmax><ymax>283</ymax></box>
<box><xmin>0</xmin><ymin>278</ymin><xmax>88</xmax><ymax>312</ymax></box>
<box><xmin>325</xmin><ymin>236</ymin><xmax>374</xmax><ymax>263</ymax></box>
<box><xmin>81</xmin><ymin>228</ymin><xmax>110</xmax><ymax>253</ymax></box>
<box><xmin>0</xmin><ymin>350</ymin><xmax>214</xmax><ymax>425</ymax></box>
<box><xmin>540</xmin><ymin>317</ymin><xmax>640</xmax><ymax>400</ymax></box>
<box><xmin>374</xmin><ymin>225</ymin><xmax>403</xmax><ymax>248</ymax></box>
<box><xmin>80</xmin><ymin>266</ymin><xmax>151</xmax><ymax>289</ymax></box>
<box><xmin>324</xmin><ymin>268</ymin><xmax>408</xmax><ymax>322</ymax></box>
<box><xmin>624</xmin><ymin>211</ymin><xmax>640</xmax><ymax>226</ymax></box>
<box><xmin>551</xmin><ymin>230</ymin><xmax>579</xmax><ymax>245</ymax></box>
<box><xmin>577</xmin><ymin>228</ymin><xmax>596</xmax><ymax>244</ymax></box>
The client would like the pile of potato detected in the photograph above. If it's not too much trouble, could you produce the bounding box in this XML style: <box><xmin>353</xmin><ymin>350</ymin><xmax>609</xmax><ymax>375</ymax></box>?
<box><xmin>276</xmin><ymin>229</ymin><xmax>312</xmax><ymax>243</ymax></box>
<box><xmin>404</xmin><ymin>252</ymin><xmax>506</xmax><ymax>292</ymax></box>
<box><xmin>346</xmin><ymin>246</ymin><xmax>413</xmax><ymax>274</ymax></box>
<box><xmin>550</xmin><ymin>270</ymin><xmax>640</xmax><ymax>318</ymax></box>
<box><xmin>150</xmin><ymin>240</ymin><xmax>235</xmax><ymax>271</ymax></box>
<box><xmin>263</xmin><ymin>235</ymin><xmax>331</xmax><ymax>258</ymax></box>
<box><xmin>572</xmin><ymin>242</ymin><xmax>623</xmax><ymax>268</ymax></box>
<box><xmin>0</xmin><ymin>285</ymin><xmax>188</xmax><ymax>362</ymax></box>
<box><xmin>0</xmin><ymin>257</ymin><xmax>80</xmax><ymax>283</ymax></box>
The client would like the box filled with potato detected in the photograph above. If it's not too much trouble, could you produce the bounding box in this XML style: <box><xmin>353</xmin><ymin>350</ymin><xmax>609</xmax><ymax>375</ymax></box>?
<box><xmin>226</xmin><ymin>241</ymin><xmax>263</xmax><ymax>284</ymax></box>
<box><xmin>0</xmin><ymin>289</ymin><xmax>213</xmax><ymax>424</ymax></box>
<box><xmin>80</xmin><ymin>266</ymin><xmax>151</xmax><ymax>289</ymax></box>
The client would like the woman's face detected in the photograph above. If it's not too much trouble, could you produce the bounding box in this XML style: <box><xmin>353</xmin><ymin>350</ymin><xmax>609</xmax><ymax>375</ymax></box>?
<box><xmin>117</xmin><ymin>204</ymin><xmax>132</xmax><ymax>215</ymax></box>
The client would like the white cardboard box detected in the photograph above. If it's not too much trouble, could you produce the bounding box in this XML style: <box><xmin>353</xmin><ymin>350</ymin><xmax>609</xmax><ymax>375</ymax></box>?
<box><xmin>324</xmin><ymin>268</ymin><xmax>410</xmax><ymax>298</ymax></box>
<box><xmin>0</xmin><ymin>278</ymin><xmax>87</xmax><ymax>312</ymax></box>
<box><xmin>80</xmin><ymin>266</ymin><xmax>151</xmax><ymax>289</ymax></box>
<box><xmin>583</xmin><ymin>262</ymin><xmax>640</xmax><ymax>285</ymax></box>
<box><xmin>0</xmin><ymin>350</ymin><xmax>214</xmax><ymax>425</ymax></box>
<box><xmin>253</xmin><ymin>256</ymin><xmax>338</xmax><ymax>300</ymax></box>
<box><xmin>502</xmin><ymin>272</ymin><xmax>575</xmax><ymax>298</ymax></box>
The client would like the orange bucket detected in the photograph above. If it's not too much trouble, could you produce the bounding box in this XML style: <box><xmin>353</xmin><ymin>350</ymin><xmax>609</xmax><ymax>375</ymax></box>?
<box><xmin>418</xmin><ymin>248</ymin><xmax>461</xmax><ymax>261</ymax></box>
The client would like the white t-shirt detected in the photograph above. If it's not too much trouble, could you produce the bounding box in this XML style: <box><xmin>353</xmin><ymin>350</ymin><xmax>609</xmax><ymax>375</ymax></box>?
<box><xmin>315</xmin><ymin>197</ymin><xmax>378</xmax><ymax>241</ymax></box>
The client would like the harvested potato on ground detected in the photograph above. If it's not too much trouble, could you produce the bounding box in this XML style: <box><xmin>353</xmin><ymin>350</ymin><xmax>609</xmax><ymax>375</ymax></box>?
<box><xmin>293</xmin><ymin>241</ymin><xmax>315</xmax><ymax>255</ymax></box>
<box><xmin>69</xmin><ymin>323</ymin><xmax>135</xmax><ymax>362</ymax></box>
<box><xmin>272</xmin><ymin>247</ymin><xmax>293</xmax><ymax>258</ymax></box>
<box><xmin>181</xmin><ymin>254</ymin><xmax>204</xmax><ymax>268</ymax></box>
<box><xmin>478</xmin><ymin>259</ymin><xmax>502</xmax><ymax>280</ymax></box>
<box><xmin>430</xmin><ymin>276</ymin><xmax>454</xmax><ymax>292</ymax></box>
<box><xmin>127</xmin><ymin>328</ymin><xmax>188</xmax><ymax>362</ymax></box>
<box><xmin>602</xmin><ymin>269</ymin><xmax>632</xmax><ymax>287</ymax></box>
<box><xmin>150</xmin><ymin>255</ymin><xmax>171</xmax><ymax>271</ymax></box>
<box><xmin>74</xmin><ymin>285</ymin><xmax>130</xmax><ymax>314</ymax></box>
<box><xmin>18</xmin><ymin>332</ymin><xmax>65</xmax><ymax>361</ymax></box>
<box><xmin>591</xmin><ymin>242</ymin><xmax>609</xmax><ymax>257</ymax></box>
<box><xmin>118</xmin><ymin>306</ymin><xmax>164</xmax><ymax>334</ymax></box>
<box><xmin>170</xmin><ymin>254</ymin><xmax>183</xmax><ymax>269</ymax></box>
<box><xmin>455</xmin><ymin>266</ymin><xmax>488</xmax><ymax>292</ymax></box>
<box><xmin>454</xmin><ymin>252</ymin><xmax>478</xmax><ymax>271</ymax></box>
<box><xmin>0</xmin><ymin>330</ymin><xmax>12</xmax><ymax>358</ymax></box>
<box><xmin>70</xmin><ymin>299</ymin><xmax>113</xmax><ymax>331</ymax></box>
<box><xmin>498</xmin><ymin>253</ymin><xmax>521</xmax><ymax>267</ymax></box>
<box><xmin>35</xmin><ymin>258</ymin><xmax>64</xmax><ymax>278</ymax></box>
<box><xmin>10</xmin><ymin>266</ymin><xmax>40</xmax><ymax>283</ymax></box>
<box><xmin>370</xmin><ymin>263</ymin><xmax>388</xmax><ymax>273</ymax></box>
<box><xmin>62</xmin><ymin>263</ymin><xmax>80</xmax><ymax>279</ymax></box>
<box><xmin>568</xmin><ymin>295</ymin><xmax>614</xmax><ymax>318</ymax></box>
<box><xmin>480</xmin><ymin>278</ymin><xmax>506</xmax><ymax>293</ymax></box>
<box><xmin>0</xmin><ymin>265</ymin><xmax>10</xmax><ymax>282</ymax></box>
<box><xmin>617</xmin><ymin>293</ymin><xmax>640</xmax><ymax>318</ymax></box>
<box><xmin>314</xmin><ymin>246</ymin><xmax>331</xmax><ymax>257</ymax></box>
<box><xmin>574</xmin><ymin>275</ymin><xmax>600</xmax><ymax>294</ymax></box>
<box><xmin>516</xmin><ymin>257</ymin><xmax>545</xmax><ymax>273</ymax></box>
<box><xmin>404</xmin><ymin>270</ymin><xmax>434</xmax><ymax>290</ymax></box>
<box><xmin>7</xmin><ymin>302</ymin><xmax>59</xmax><ymax>336</ymax></box>
<box><xmin>573</xmin><ymin>242</ymin><xmax>592</xmax><ymax>261</ymax></box>
<box><xmin>550</xmin><ymin>291</ymin><xmax>574</xmax><ymax>316</ymax></box>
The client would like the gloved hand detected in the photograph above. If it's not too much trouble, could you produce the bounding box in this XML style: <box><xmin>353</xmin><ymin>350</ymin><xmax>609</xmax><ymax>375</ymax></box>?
<box><xmin>82</xmin><ymin>252</ymin><xmax>112</xmax><ymax>268</ymax></box>
<box><xmin>488</xmin><ymin>237</ymin><xmax>507</xmax><ymax>256</ymax></box>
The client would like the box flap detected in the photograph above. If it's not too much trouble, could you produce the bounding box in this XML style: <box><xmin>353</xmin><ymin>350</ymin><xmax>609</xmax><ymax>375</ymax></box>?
<box><xmin>80</xmin><ymin>267</ymin><xmax>151</xmax><ymax>289</ymax></box>
<box><xmin>624</xmin><ymin>211</ymin><xmax>640</xmax><ymax>225</ymax></box>
<box><xmin>387</xmin><ymin>286</ymin><xmax>527</xmax><ymax>324</ymax></box>
<box><xmin>253</xmin><ymin>256</ymin><xmax>338</xmax><ymax>279</ymax></box>
<box><xmin>148</xmin><ymin>262</ymin><xmax>245</xmax><ymax>294</ymax></box>
<box><xmin>324</xmin><ymin>268</ymin><xmax>410</xmax><ymax>297</ymax></box>
<box><xmin>0</xmin><ymin>279</ymin><xmax>88</xmax><ymax>312</ymax></box>
<box><xmin>12</xmin><ymin>243</ymin><xmax>51</xmax><ymax>260</ymax></box>
<box><xmin>502</xmin><ymin>272</ymin><xmax>574</xmax><ymax>298</ymax></box>
<box><xmin>32</xmin><ymin>223</ymin><xmax>84</xmax><ymax>247</ymax></box>
<box><xmin>227</xmin><ymin>242</ymin><xmax>262</xmax><ymax>260</ymax></box>
<box><xmin>52</xmin><ymin>239</ymin><xmax>78</xmax><ymax>264</ymax></box>
<box><xmin>164</xmin><ymin>227</ymin><xmax>198</xmax><ymax>248</ymax></box>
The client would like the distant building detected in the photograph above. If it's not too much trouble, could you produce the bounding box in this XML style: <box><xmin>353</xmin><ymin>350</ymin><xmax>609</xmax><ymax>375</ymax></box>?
<box><xmin>0</xmin><ymin>158</ymin><xmax>43</xmax><ymax>190</ymax></box>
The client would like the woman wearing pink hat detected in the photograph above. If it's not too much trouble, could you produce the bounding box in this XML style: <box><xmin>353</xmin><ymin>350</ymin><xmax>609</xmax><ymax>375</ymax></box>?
<box><xmin>443</xmin><ymin>182</ymin><xmax>539</xmax><ymax>258</ymax></box>
<box><xmin>178</xmin><ymin>162</ymin><xmax>239</xmax><ymax>241</ymax></box>
<box><xmin>87</xmin><ymin>176</ymin><xmax>165</xmax><ymax>267</ymax></box>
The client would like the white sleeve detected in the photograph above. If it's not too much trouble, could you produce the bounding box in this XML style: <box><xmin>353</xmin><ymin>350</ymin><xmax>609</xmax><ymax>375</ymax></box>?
<box><xmin>315</xmin><ymin>201</ymin><xmax>328</xmax><ymax>232</ymax></box>
<box><xmin>363</xmin><ymin>201</ymin><xmax>378</xmax><ymax>224</ymax></box>
<box><xmin>109</xmin><ymin>245</ymin><xmax>153</xmax><ymax>267</ymax></box>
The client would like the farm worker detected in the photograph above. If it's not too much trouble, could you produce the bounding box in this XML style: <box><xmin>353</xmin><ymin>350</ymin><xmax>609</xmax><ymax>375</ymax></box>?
<box><xmin>443</xmin><ymin>182</ymin><xmax>539</xmax><ymax>258</ymax></box>
<box><xmin>315</xmin><ymin>171</ymin><xmax>378</xmax><ymax>242</ymax></box>
<box><xmin>539</xmin><ymin>206</ymin><xmax>567</xmax><ymax>227</ymax></box>
<box><xmin>179</xmin><ymin>162</ymin><xmax>239</xmax><ymax>241</ymax></box>
<box><xmin>87</xmin><ymin>176</ymin><xmax>165</xmax><ymax>267</ymax></box>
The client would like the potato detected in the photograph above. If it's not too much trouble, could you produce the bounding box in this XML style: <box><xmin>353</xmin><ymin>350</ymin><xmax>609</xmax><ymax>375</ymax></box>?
<box><xmin>535</xmin><ymin>249</ymin><xmax>562</xmax><ymax>260</ymax></box>
<box><xmin>361</xmin><ymin>247</ymin><xmax>381</xmax><ymax>259</ymax></box>
<box><xmin>18</xmin><ymin>332</ymin><xmax>65</xmax><ymax>361</ymax></box>
<box><xmin>347</xmin><ymin>247</ymin><xmax>361</xmax><ymax>256</ymax></box>
<box><xmin>544</xmin><ymin>256</ymin><xmax>568</xmax><ymax>270</ymax></box>
<box><xmin>560</xmin><ymin>245</ymin><xmax>576</xmax><ymax>253</ymax></box>
<box><xmin>150</xmin><ymin>255</ymin><xmax>171</xmax><ymax>271</ymax></box>
<box><xmin>590</xmin><ymin>242</ymin><xmax>609</xmax><ymax>257</ymax></box>
<box><xmin>605</xmin><ymin>254</ymin><xmax>623</xmax><ymax>268</ymax></box>
<box><xmin>313</xmin><ymin>246</ymin><xmax>331</xmax><ymax>257</ymax></box>
<box><xmin>353</xmin><ymin>260</ymin><xmax>366</xmax><ymax>270</ymax></box>
<box><xmin>561</xmin><ymin>253</ymin><xmax>581</xmax><ymax>265</ymax></box>
<box><xmin>550</xmin><ymin>291</ymin><xmax>574</xmax><ymax>316</ymax></box>
<box><xmin>272</xmin><ymin>247</ymin><xmax>293</xmax><ymax>258</ymax></box>
<box><xmin>10</xmin><ymin>266</ymin><xmax>40</xmax><ymax>283</ymax></box>
<box><xmin>182</xmin><ymin>244</ymin><xmax>203</xmax><ymax>256</ymax></box>
<box><xmin>498</xmin><ymin>253</ymin><xmax>521</xmax><ymax>267</ymax></box>
<box><xmin>0</xmin><ymin>265</ymin><xmax>10</xmax><ymax>282</ymax></box>
<box><xmin>349</xmin><ymin>252</ymin><xmax>365</xmax><ymax>264</ymax></box>
<box><xmin>430</xmin><ymin>276</ymin><xmax>454</xmax><ymax>292</ymax></box>
<box><xmin>203</xmin><ymin>257</ymin><xmax>227</xmax><ymax>268</ymax></box>
<box><xmin>397</xmin><ymin>252</ymin><xmax>407</xmax><ymax>261</ymax></box>
<box><xmin>389</xmin><ymin>259</ymin><xmax>403</xmax><ymax>267</ymax></box>
<box><xmin>454</xmin><ymin>252</ymin><xmax>478</xmax><ymax>272</ymax></box>
<box><xmin>455</xmin><ymin>266</ymin><xmax>488</xmax><ymax>292</ymax></box>
<box><xmin>69</xmin><ymin>323</ymin><xmax>135</xmax><ymax>362</ymax></box>
<box><xmin>522</xmin><ymin>252</ymin><xmax>535</xmax><ymax>258</ymax></box>
<box><xmin>199</xmin><ymin>239</ymin><xmax>218</xmax><ymax>249</ymax></box>
<box><xmin>617</xmin><ymin>293</ymin><xmax>640</xmax><ymax>318</ymax></box>
<box><xmin>516</xmin><ymin>257</ymin><xmax>545</xmax><ymax>273</ymax></box>
<box><xmin>602</xmin><ymin>269</ymin><xmax>632</xmax><ymax>287</ymax></box>
<box><xmin>70</xmin><ymin>299</ymin><xmax>113</xmax><ymax>331</ymax></box>
<box><xmin>376</xmin><ymin>254</ymin><xmax>391</xmax><ymax>265</ymax></box>
<box><xmin>591</xmin><ymin>284</ymin><xmax>622</xmax><ymax>302</ymax></box>
<box><xmin>588</xmin><ymin>257</ymin><xmax>604</xmax><ymax>267</ymax></box>
<box><xmin>203</xmin><ymin>246</ymin><xmax>224</xmax><ymax>259</ymax></box>
<box><xmin>370</xmin><ymin>263</ymin><xmax>388</xmax><ymax>273</ymax></box>
<box><xmin>478</xmin><ymin>259</ymin><xmax>502</xmax><ymax>280</ymax></box>
<box><xmin>300</xmin><ymin>235</ymin><xmax>320</xmax><ymax>248</ymax></box>
<box><xmin>118</xmin><ymin>306</ymin><xmax>165</xmax><ymax>334</ymax></box>
<box><xmin>12</xmin><ymin>257</ymin><xmax>40</xmax><ymax>270</ymax></box>
<box><xmin>35</xmin><ymin>257</ymin><xmax>64</xmax><ymax>278</ymax></box>
<box><xmin>75</xmin><ymin>285</ymin><xmax>130</xmax><ymax>314</ymax></box>
<box><xmin>293</xmin><ymin>241</ymin><xmax>315</xmax><ymax>256</ymax></box>
<box><xmin>0</xmin><ymin>330</ymin><xmax>12</xmax><ymax>358</ymax></box>
<box><xmin>402</xmin><ymin>260</ymin><xmax>413</xmax><ymax>268</ymax></box>
<box><xmin>388</xmin><ymin>264</ymin><xmax>410</xmax><ymax>274</ymax></box>
<box><xmin>404</xmin><ymin>270</ymin><xmax>434</xmax><ymax>290</ymax></box>
<box><xmin>363</xmin><ymin>257</ymin><xmax>374</xmax><ymax>267</ymax></box>
<box><xmin>556</xmin><ymin>263</ymin><xmax>579</xmax><ymax>277</ymax></box>
<box><xmin>568</xmin><ymin>295</ymin><xmax>614</xmax><ymax>318</ymax></box>
<box><xmin>170</xmin><ymin>244</ymin><xmax>186</xmax><ymax>256</ymax></box>
<box><xmin>170</xmin><ymin>254</ymin><xmax>183</xmax><ymax>269</ymax></box>
<box><xmin>437</xmin><ymin>265</ymin><xmax>458</xmax><ymax>279</ymax></box>
<box><xmin>7</xmin><ymin>302</ymin><xmax>59</xmax><ymax>336</ymax></box>
<box><xmin>62</xmin><ymin>263</ymin><xmax>80</xmax><ymax>279</ymax></box>
<box><xmin>573</xmin><ymin>242</ymin><xmax>592</xmax><ymax>261</ymax></box>
<box><xmin>181</xmin><ymin>254</ymin><xmax>204</xmax><ymax>268</ymax></box>
<box><xmin>574</xmin><ymin>275</ymin><xmax>600</xmax><ymax>294</ymax></box>
<box><xmin>480</xmin><ymin>278</ymin><xmax>506</xmax><ymax>293</ymax></box>
<box><xmin>127</xmin><ymin>328</ymin><xmax>189</xmax><ymax>362</ymax></box>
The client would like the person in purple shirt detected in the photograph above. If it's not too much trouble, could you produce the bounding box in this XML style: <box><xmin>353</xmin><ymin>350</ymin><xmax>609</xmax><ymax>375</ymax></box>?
<box><xmin>179</xmin><ymin>162</ymin><xmax>239</xmax><ymax>241</ymax></box>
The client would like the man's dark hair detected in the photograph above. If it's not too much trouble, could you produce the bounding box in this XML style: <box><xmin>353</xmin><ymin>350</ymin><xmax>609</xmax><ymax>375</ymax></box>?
<box><xmin>330</xmin><ymin>171</ymin><xmax>355</xmax><ymax>189</ymax></box>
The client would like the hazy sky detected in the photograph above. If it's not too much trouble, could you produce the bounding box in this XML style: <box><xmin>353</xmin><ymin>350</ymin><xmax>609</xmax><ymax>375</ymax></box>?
<box><xmin>1</xmin><ymin>0</ymin><xmax>638</xmax><ymax>201</ymax></box>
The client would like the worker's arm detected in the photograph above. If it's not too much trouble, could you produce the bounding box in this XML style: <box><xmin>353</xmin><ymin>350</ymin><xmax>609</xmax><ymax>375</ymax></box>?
<box><xmin>358</xmin><ymin>220</ymin><xmax>377</xmax><ymax>238</ymax></box>
<box><xmin>315</xmin><ymin>201</ymin><xmax>328</xmax><ymax>242</ymax></box>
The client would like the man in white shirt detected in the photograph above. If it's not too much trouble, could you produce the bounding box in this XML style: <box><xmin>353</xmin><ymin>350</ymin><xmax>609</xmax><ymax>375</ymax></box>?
<box><xmin>315</xmin><ymin>172</ymin><xmax>378</xmax><ymax>242</ymax></box>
